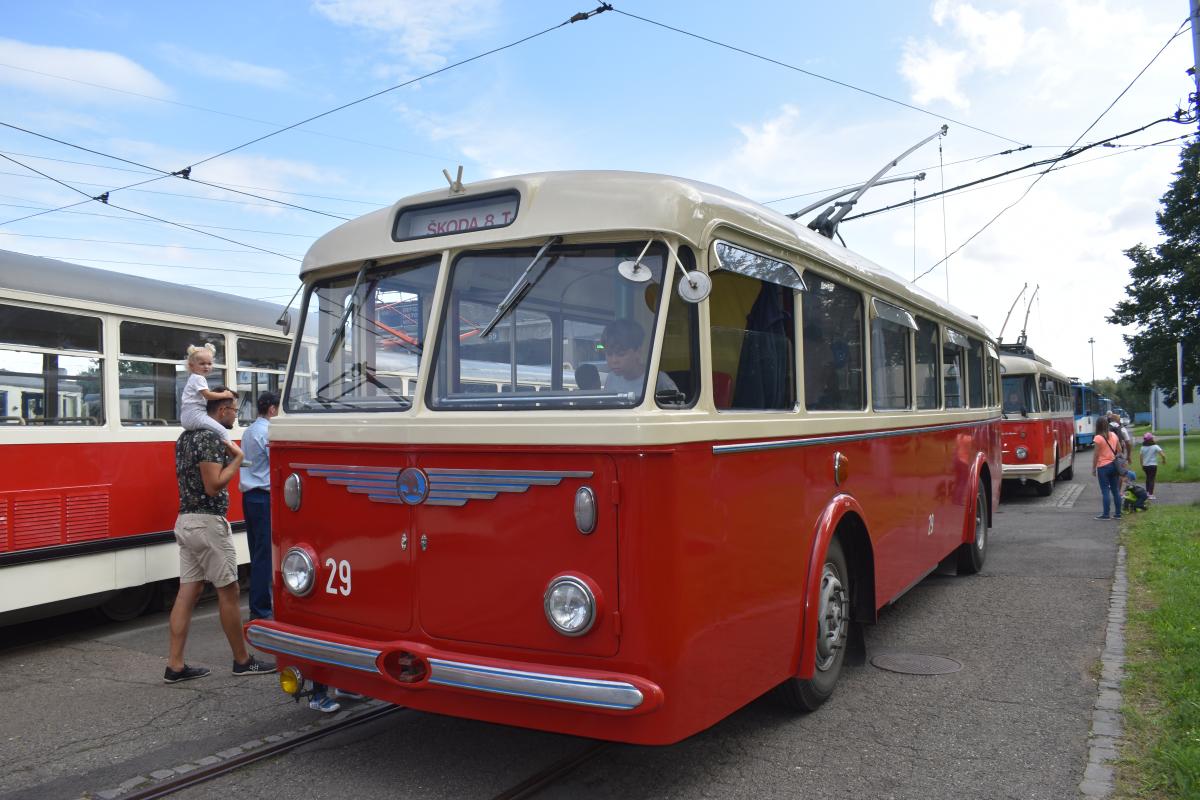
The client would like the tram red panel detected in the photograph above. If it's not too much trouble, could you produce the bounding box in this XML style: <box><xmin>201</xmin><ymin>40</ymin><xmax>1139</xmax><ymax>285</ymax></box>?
<box><xmin>0</xmin><ymin>441</ymin><xmax>246</xmax><ymax>554</ymax></box>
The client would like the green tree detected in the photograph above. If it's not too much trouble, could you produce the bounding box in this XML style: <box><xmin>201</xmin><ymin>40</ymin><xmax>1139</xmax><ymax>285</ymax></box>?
<box><xmin>1109</xmin><ymin>139</ymin><xmax>1200</xmax><ymax>404</ymax></box>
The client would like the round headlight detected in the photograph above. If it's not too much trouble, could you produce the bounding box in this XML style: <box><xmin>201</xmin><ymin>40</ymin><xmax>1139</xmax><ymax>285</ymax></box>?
<box><xmin>281</xmin><ymin>547</ymin><xmax>316</xmax><ymax>596</ymax></box>
<box><xmin>284</xmin><ymin>473</ymin><xmax>302</xmax><ymax>511</ymax></box>
<box><xmin>544</xmin><ymin>576</ymin><xmax>596</xmax><ymax>637</ymax></box>
<box><xmin>1015</xmin><ymin>446</ymin><xmax>1029</xmax><ymax>460</ymax></box>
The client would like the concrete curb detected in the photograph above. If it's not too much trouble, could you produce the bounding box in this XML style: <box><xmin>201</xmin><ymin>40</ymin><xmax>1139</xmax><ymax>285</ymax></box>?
<box><xmin>1079</xmin><ymin>544</ymin><xmax>1126</xmax><ymax>798</ymax></box>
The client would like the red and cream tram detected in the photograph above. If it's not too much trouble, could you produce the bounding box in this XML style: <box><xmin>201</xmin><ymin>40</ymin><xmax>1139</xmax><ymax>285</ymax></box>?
<box><xmin>247</xmin><ymin>171</ymin><xmax>1003</xmax><ymax>745</ymax></box>
<box><xmin>998</xmin><ymin>345</ymin><xmax>1075</xmax><ymax>496</ymax></box>
<box><xmin>0</xmin><ymin>250</ymin><xmax>299</xmax><ymax>623</ymax></box>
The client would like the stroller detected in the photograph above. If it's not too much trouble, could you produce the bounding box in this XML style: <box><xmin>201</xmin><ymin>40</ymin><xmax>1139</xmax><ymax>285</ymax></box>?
<box><xmin>1123</xmin><ymin>482</ymin><xmax>1151</xmax><ymax>513</ymax></box>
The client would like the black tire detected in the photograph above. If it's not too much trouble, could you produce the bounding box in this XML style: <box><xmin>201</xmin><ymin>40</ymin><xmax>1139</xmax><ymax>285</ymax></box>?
<box><xmin>1036</xmin><ymin>475</ymin><xmax>1053</xmax><ymax>497</ymax></box>
<box><xmin>775</xmin><ymin>537</ymin><xmax>850</xmax><ymax>711</ymax></box>
<box><xmin>1061</xmin><ymin>449</ymin><xmax>1074</xmax><ymax>481</ymax></box>
<box><xmin>956</xmin><ymin>481</ymin><xmax>988</xmax><ymax>574</ymax></box>
<box><xmin>94</xmin><ymin>585</ymin><xmax>154</xmax><ymax>622</ymax></box>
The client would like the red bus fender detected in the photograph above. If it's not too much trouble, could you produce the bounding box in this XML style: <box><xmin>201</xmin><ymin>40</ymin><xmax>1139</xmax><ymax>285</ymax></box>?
<box><xmin>794</xmin><ymin>493</ymin><xmax>867</xmax><ymax>680</ymax></box>
<box><xmin>960</xmin><ymin>452</ymin><xmax>990</xmax><ymax>544</ymax></box>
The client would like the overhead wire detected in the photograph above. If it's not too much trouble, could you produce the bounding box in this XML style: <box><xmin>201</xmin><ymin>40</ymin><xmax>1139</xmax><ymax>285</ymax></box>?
<box><xmin>909</xmin><ymin>19</ymin><xmax>1192</xmax><ymax>284</ymax></box>
<box><xmin>0</xmin><ymin>230</ymin><xmax>304</xmax><ymax>257</ymax></box>
<box><xmin>608</xmin><ymin>5</ymin><xmax>1027</xmax><ymax>146</ymax></box>
<box><xmin>0</xmin><ymin>199</ymin><xmax>321</xmax><ymax>238</ymax></box>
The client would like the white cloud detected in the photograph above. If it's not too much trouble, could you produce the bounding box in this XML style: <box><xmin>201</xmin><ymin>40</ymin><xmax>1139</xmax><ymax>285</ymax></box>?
<box><xmin>901</xmin><ymin>40</ymin><xmax>972</xmax><ymax>109</ymax></box>
<box><xmin>157</xmin><ymin>45</ymin><xmax>291</xmax><ymax>91</ymax></box>
<box><xmin>311</xmin><ymin>0</ymin><xmax>501</xmax><ymax>72</ymax></box>
<box><xmin>0</xmin><ymin>38</ymin><xmax>170</xmax><ymax>102</ymax></box>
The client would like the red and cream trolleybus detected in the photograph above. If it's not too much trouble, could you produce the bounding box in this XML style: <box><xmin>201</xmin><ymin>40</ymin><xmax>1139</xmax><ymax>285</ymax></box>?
<box><xmin>998</xmin><ymin>344</ymin><xmax>1075</xmax><ymax>496</ymax></box>
<box><xmin>0</xmin><ymin>250</ymin><xmax>301</xmax><ymax>624</ymax></box>
<box><xmin>247</xmin><ymin>171</ymin><xmax>1002</xmax><ymax>745</ymax></box>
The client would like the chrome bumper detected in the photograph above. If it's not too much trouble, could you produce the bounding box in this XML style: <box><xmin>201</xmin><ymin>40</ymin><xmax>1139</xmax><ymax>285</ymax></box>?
<box><xmin>246</xmin><ymin>623</ymin><xmax>646</xmax><ymax>712</ymax></box>
<box><xmin>1002</xmin><ymin>463</ymin><xmax>1048</xmax><ymax>477</ymax></box>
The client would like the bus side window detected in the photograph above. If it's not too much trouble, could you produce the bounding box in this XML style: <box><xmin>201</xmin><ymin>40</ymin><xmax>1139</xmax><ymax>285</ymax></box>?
<box><xmin>709</xmin><ymin>270</ymin><xmax>795</xmax><ymax>411</ymax></box>
<box><xmin>657</xmin><ymin>246</ymin><xmax>699</xmax><ymax>409</ymax></box>
<box><xmin>119</xmin><ymin>321</ymin><xmax>226</xmax><ymax>426</ymax></box>
<box><xmin>967</xmin><ymin>338</ymin><xmax>985</xmax><ymax>407</ymax></box>
<box><xmin>943</xmin><ymin>335</ymin><xmax>965</xmax><ymax>409</ymax></box>
<box><xmin>802</xmin><ymin>276</ymin><xmax>863</xmax><ymax>411</ymax></box>
<box><xmin>914</xmin><ymin>317</ymin><xmax>940</xmax><ymax>409</ymax></box>
<box><xmin>0</xmin><ymin>302</ymin><xmax>105</xmax><ymax>425</ymax></box>
<box><xmin>870</xmin><ymin>300</ymin><xmax>913</xmax><ymax>411</ymax></box>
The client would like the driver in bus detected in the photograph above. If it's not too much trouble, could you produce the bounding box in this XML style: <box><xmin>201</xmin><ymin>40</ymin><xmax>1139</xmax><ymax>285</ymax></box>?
<box><xmin>600</xmin><ymin>319</ymin><xmax>677</xmax><ymax>396</ymax></box>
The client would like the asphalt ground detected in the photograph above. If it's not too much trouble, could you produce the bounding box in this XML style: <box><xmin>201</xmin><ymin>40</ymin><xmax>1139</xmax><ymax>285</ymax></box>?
<box><xmin>3</xmin><ymin>470</ymin><xmax>1197</xmax><ymax>800</ymax></box>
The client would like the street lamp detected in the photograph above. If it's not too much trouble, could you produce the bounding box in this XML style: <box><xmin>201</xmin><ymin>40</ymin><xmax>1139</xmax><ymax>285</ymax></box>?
<box><xmin>1088</xmin><ymin>337</ymin><xmax>1095</xmax><ymax>385</ymax></box>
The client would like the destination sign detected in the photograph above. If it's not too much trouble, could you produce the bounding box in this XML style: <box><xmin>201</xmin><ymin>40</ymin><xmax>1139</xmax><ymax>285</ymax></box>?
<box><xmin>394</xmin><ymin>192</ymin><xmax>519</xmax><ymax>241</ymax></box>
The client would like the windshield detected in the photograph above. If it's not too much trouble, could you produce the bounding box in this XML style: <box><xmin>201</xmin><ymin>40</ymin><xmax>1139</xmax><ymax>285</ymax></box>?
<box><xmin>429</xmin><ymin>241</ymin><xmax>672</xmax><ymax>410</ymax></box>
<box><xmin>285</xmin><ymin>257</ymin><xmax>440</xmax><ymax>412</ymax></box>
<box><xmin>1002</xmin><ymin>374</ymin><xmax>1037</xmax><ymax>415</ymax></box>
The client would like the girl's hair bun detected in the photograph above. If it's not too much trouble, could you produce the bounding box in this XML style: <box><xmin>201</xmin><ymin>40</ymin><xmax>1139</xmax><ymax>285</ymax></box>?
<box><xmin>186</xmin><ymin>343</ymin><xmax>217</xmax><ymax>358</ymax></box>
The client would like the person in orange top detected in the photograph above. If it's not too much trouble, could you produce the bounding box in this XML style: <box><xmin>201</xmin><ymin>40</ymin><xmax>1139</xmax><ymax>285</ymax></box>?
<box><xmin>1091</xmin><ymin>415</ymin><xmax>1122</xmax><ymax>520</ymax></box>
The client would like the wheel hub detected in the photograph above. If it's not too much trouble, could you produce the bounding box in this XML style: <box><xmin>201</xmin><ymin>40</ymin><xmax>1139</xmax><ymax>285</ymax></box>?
<box><xmin>815</xmin><ymin>565</ymin><xmax>848</xmax><ymax>671</ymax></box>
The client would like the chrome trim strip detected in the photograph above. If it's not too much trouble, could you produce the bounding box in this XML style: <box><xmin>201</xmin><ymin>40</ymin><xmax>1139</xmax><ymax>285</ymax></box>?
<box><xmin>427</xmin><ymin>658</ymin><xmax>644</xmax><ymax>710</ymax></box>
<box><xmin>245</xmin><ymin>626</ymin><xmax>382</xmax><ymax>673</ymax></box>
<box><xmin>292</xmin><ymin>463</ymin><xmax>593</xmax><ymax>507</ymax></box>
<box><xmin>712</xmin><ymin>418</ymin><xmax>1001</xmax><ymax>455</ymax></box>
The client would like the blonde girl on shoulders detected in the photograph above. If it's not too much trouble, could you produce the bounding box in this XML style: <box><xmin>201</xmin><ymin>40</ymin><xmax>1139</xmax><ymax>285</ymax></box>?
<box><xmin>181</xmin><ymin>344</ymin><xmax>235</xmax><ymax>442</ymax></box>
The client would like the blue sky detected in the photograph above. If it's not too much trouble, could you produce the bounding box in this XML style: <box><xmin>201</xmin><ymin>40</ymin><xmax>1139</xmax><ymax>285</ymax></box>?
<box><xmin>0</xmin><ymin>0</ymin><xmax>1194</xmax><ymax>382</ymax></box>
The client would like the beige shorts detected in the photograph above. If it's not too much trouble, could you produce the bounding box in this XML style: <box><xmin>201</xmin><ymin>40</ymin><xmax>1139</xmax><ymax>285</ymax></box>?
<box><xmin>174</xmin><ymin>513</ymin><xmax>238</xmax><ymax>588</ymax></box>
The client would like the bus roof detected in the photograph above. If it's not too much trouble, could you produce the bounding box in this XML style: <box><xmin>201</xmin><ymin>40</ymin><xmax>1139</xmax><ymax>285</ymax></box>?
<box><xmin>302</xmin><ymin>170</ymin><xmax>995</xmax><ymax>341</ymax></box>
<box><xmin>0</xmin><ymin>248</ymin><xmax>287</xmax><ymax>331</ymax></box>
<box><xmin>1000</xmin><ymin>352</ymin><xmax>1069</xmax><ymax>382</ymax></box>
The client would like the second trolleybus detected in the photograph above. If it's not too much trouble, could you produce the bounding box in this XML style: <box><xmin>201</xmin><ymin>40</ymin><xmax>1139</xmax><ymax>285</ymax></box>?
<box><xmin>245</xmin><ymin>170</ymin><xmax>1003</xmax><ymax>745</ymax></box>
<box><xmin>998</xmin><ymin>344</ymin><xmax>1075</xmax><ymax>495</ymax></box>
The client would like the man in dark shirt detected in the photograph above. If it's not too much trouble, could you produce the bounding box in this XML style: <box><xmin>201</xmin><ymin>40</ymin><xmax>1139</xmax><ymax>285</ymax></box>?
<box><xmin>164</xmin><ymin>387</ymin><xmax>275</xmax><ymax>683</ymax></box>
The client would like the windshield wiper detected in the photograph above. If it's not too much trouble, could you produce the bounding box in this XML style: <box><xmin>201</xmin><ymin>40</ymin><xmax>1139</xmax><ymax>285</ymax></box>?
<box><xmin>478</xmin><ymin>236</ymin><xmax>562</xmax><ymax>339</ymax></box>
<box><xmin>324</xmin><ymin>259</ymin><xmax>374</xmax><ymax>363</ymax></box>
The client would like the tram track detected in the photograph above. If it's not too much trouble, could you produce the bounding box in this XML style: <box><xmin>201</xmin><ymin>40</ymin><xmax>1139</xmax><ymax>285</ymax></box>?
<box><xmin>115</xmin><ymin>704</ymin><xmax>407</xmax><ymax>800</ymax></box>
<box><xmin>104</xmin><ymin>700</ymin><xmax>607</xmax><ymax>800</ymax></box>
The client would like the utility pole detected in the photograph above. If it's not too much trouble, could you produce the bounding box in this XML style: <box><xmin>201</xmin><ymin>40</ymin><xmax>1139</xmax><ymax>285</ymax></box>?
<box><xmin>1179</xmin><ymin>340</ymin><xmax>1187</xmax><ymax>469</ymax></box>
<box><xmin>1192</xmin><ymin>0</ymin><xmax>1200</xmax><ymax>127</ymax></box>
<box><xmin>1088</xmin><ymin>337</ymin><xmax>1096</xmax><ymax>385</ymax></box>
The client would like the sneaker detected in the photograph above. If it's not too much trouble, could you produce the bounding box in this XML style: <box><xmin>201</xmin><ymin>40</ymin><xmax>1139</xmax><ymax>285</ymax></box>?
<box><xmin>1148</xmin><ymin>494</ymin><xmax>1156</xmax><ymax>500</ymax></box>
<box><xmin>164</xmin><ymin>664</ymin><xmax>210</xmax><ymax>684</ymax></box>
<box><xmin>309</xmin><ymin>695</ymin><xmax>341</xmax><ymax>713</ymax></box>
<box><xmin>1094</xmin><ymin>515</ymin><xmax>1110</xmax><ymax>520</ymax></box>
<box><xmin>232</xmin><ymin>656</ymin><xmax>277</xmax><ymax>676</ymax></box>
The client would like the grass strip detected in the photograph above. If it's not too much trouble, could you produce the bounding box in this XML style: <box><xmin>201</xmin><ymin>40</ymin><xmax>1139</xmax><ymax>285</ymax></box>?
<box><xmin>1119</xmin><ymin>503</ymin><xmax>1200</xmax><ymax>798</ymax></box>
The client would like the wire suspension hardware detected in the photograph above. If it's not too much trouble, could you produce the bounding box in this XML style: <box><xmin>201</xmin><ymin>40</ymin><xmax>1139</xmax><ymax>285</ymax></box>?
<box><xmin>803</xmin><ymin>125</ymin><xmax>947</xmax><ymax>240</ymax></box>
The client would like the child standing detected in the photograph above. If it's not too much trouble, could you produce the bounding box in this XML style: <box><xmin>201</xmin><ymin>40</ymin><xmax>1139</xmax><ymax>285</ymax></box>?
<box><xmin>182</xmin><ymin>344</ymin><xmax>235</xmax><ymax>441</ymax></box>
<box><xmin>1140</xmin><ymin>433</ymin><xmax>1165</xmax><ymax>499</ymax></box>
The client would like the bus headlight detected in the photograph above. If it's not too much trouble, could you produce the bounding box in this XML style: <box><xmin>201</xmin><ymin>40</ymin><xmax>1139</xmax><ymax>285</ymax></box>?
<box><xmin>279</xmin><ymin>666</ymin><xmax>303</xmax><ymax>696</ymax></box>
<box><xmin>544</xmin><ymin>576</ymin><xmax>596</xmax><ymax>637</ymax></box>
<box><xmin>284</xmin><ymin>473</ymin><xmax>303</xmax><ymax>511</ymax></box>
<box><xmin>1015</xmin><ymin>446</ymin><xmax>1028</xmax><ymax>460</ymax></box>
<box><xmin>282</xmin><ymin>547</ymin><xmax>316</xmax><ymax>596</ymax></box>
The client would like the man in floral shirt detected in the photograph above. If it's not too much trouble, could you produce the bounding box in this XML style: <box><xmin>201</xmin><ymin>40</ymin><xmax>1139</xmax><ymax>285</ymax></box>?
<box><xmin>164</xmin><ymin>387</ymin><xmax>275</xmax><ymax>683</ymax></box>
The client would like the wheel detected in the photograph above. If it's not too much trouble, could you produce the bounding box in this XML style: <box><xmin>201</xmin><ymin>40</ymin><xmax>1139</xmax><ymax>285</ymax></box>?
<box><xmin>1036</xmin><ymin>478</ymin><xmax>1053</xmax><ymax>497</ymax></box>
<box><xmin>94</xmin><ymin>585</ymin><xmax>154</xmax><ymax>622</ymax></box>
<box><xmin>1061</xmin><ymin>448</ymin><xmax>1074</xmax><ymax>481</ymax></box>
<box><xmin>956</xmin><ymin>481</ymin><xmax>988</xmax><ymax>574</ymax></box>
<box><xmin>775</xmin><ymin>537</ymin><xmax>850</xmax><ymax>711</ymax></box>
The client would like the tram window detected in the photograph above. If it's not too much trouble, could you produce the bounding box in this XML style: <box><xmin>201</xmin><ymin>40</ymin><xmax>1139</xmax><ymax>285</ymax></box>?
<box><xmin>943</xmin><ymin>330</ymin><xmax>966</xmax><ymax>409</ymax></box>
<box><xmin>657</xmin><ymin>246</ymin><xmax>699</xmax><ymax>409</ymax></box>
<box><xmin>119</xmin><ymin>361</ymin><xmax>188</xmax><ymax>425</ymax></box>
<box><xmin>710</xmin><ymin>270</ymin><xmax>795</xmax><ymax>411</ymax></box>
<box><xmin>237</xmin><ymin>337</ymin><xmax>290</xmax><ymax>371</ymax></box>
<box><xmin>915</xmin><ymin>317</ymin><xmax>939</xmax><ymax>409</ymax></box>
<box><xmin>235</xmin><ymin>337</ymin><xmax>289</xmax><ymax>423</ymax></box>
<box><xmin>802</xmin><ymin>277</ymin><xmax>863</xmax><ymax>411</ymax></box>
<box><xmin>236</xmin><ymin>371</ymin><xmax>282</xmax><ymax>424</ymax></box>
<box><xmin>870</xmin><ymin>300</ymin><xmax>914</xmax><ymax>411</ymax></box>
<box><xmin>0</xmin><ymin>302</ymin><xmax>102</xmax><ymax>352</ymax></box>
<box><xmin>0</xmin><ymin>348</ymin><xmax>104</xmax><ymax>425</ymax></box>
<box><xmin>120</xmin><ymin>321</ymin><xmax>225</xmax><ymax>363</ymax></box>
<box><xmin>966</xmin><ymin>338</ymin><xmax>985</xmax><ymax>407</ymax></box>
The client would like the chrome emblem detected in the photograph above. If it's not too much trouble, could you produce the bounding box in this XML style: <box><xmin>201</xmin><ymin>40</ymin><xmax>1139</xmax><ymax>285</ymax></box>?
<box><xmin>397</xmin><ymin>468</ymin><xmax>429</xmax><ymax>505</ymax></box>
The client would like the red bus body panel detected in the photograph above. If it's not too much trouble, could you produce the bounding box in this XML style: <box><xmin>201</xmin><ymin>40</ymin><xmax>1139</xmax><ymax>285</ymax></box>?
<box><xmin>999</xmin><ymin>415</ymin><xmax>1074</xmax><ymax>485</ymax></box>
<box><xmin>256</xmin><ymin>419</ymin><xmax>1000</xmax><ymax>745</ymax></box>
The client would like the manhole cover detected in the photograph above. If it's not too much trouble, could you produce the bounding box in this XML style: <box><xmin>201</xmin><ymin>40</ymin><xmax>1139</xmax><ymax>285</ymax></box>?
<box><xmin>870</xmin><ymin>653</ymin><xmax>962</xmax><ymax>675</ymax></box>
